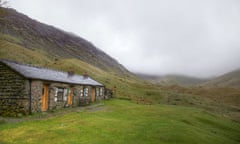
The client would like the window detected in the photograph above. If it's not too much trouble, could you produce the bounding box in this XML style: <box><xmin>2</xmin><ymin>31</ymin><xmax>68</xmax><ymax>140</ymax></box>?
<box><xmin>96</xmin><ymin>87</ymin><xmax>100</xmax><ymax>97</ymax></box>
<box><xmin>80</xmin><ymin>89</ymin><xmax>84</xmax><ymax>97</ymax></box>
<box><xmin>54</xmin><ymin>88</ymin><xmax>58</xmax><ymax>102</ymax></box>
<box><xmin>57</xmin><ymin>88</ymin><xmax>64</xmax><ymax>102</ymax></box>
<box><xmin>100</xmin><ymin>87</ymin><xmax>104</xmax><ymax>96</ymax></box>
<box><xmin>54</xmin><ymin>87</ymin><xmax>68</xmax><ymax>102</ymax></box>
<box><xmin>63</xmin><ymin>88</ymin><xmax>68</xmax><ymax>101</ymax></box>
<box><xmin>83</xmin><ymin>87</ymin><xmax>89</xmax><ymax>97</ymax></box>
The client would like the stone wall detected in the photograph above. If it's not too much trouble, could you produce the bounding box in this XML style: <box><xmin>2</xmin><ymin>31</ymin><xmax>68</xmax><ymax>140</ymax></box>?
<box><xmin>72</xmin><ymin>85</ymin><xmax>83</xmax><ymax>106</ymax></box>
<box><xmin>0</xmin><ymin>63</ymin><xmax>30</xmax><ymax>116</ymax></box>
<box><xmin>95</xmin><ymin>86</ymin><xmax>105</xmax><ymax>101</ymax></box>
<box><xmin>78</xmin><ymin>85</ymin><xmax>91</xmax><ymax>105</ymax></box>
<box><xmin>27</xmin><ymin>81</ymin><xmax>105</xmax><ymax>112</ymax></box>
<box><xmin>48</xmin><ymin>82</ymin><xmax>70</xmax><ymax>110</ymax></box>
<box><xmin>0</xmin><ymin>61</ymin><xmax>106</xmax><ymax>116</ymax></box>
<box><xmin>75</xmin><ymin>86</ymin><xmax>105</xmax><ymax>105</ymax></box>
<box><xmin>47</xmin><ymin>84</ymin><xmax>96</xmax><ymax>108</ymax></box>
<box><xmin>30</xmin><ymin>80</ymin><xmax>42</xmax><ymax>113</ymax></box>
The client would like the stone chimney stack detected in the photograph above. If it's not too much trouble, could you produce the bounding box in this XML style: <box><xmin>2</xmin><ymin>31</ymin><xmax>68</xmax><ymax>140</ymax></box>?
<box><xmin>67</xmin><ymin>67</ymin><xmax>74</xmax><ymax>77</ymax></box>
<box><xmin>83</xmin><ymin>72</ymin><xmax>89</xmax><ymax>79</ymax></box>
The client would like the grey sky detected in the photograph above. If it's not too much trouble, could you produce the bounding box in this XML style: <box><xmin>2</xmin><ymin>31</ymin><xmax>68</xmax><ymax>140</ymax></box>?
<box><xmin>9</xmin><ymin>0</ymin><xmax>240</xmax><ymax>78</ymax></box>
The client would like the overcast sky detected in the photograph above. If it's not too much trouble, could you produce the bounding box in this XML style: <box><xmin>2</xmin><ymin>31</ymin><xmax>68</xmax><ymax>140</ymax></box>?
<box><xmin>9</xmin><ymin>0</ymin><xmax>240</xmax><ymax>78</ymax></box>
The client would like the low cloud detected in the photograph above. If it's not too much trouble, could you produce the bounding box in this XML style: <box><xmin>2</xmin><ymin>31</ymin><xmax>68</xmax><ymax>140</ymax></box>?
<box><xmin>10</xmin><ymin>0</ymin><xmax>240</xmax><ymax>77</ymax></box>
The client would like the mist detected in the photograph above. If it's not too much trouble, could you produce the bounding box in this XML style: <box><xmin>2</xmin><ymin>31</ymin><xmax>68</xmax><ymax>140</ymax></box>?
<box><xmin>10</xmin><ymin>0</ymin><xmax>240</xmax><ymax>78</ymax></box>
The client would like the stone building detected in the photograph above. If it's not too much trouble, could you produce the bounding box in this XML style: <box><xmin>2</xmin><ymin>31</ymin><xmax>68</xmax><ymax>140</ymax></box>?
<box><xmin>0</xmin><ymin>60</ymin><xmax>105</xmax><ymax>116</ymax></box>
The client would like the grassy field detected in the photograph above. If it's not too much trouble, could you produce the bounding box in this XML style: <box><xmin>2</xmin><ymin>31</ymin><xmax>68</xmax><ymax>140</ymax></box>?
<box><xmin>0</xmin><ymin>99</ymin><xmax>239</xmax><ymax>144</ymax></box>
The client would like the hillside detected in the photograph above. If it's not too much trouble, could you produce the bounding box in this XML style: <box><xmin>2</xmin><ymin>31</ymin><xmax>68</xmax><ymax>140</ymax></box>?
<box><xmin>137</xmin><ymin>69</ymin><xmax>240</xmax><ymax>88</ymax></box>
<box><xmin>0</xmin><ymin>6</ymin><xmax>154</xmax><ymax>104</ymax></box>
<box><xmin>0</xmin><ymin>6</ymin><xmax>239</xmax><ymax>122</ymax></box>
<box><xmin>0</xmin><ymin>7</ymin><xmax>128</xmax><ymax>73</ymax></box>
<box><xmin>137</xmin><ymin>73</ymin><xmax>208</xmax><ymax>86</ymax></box>
<box><xmin>202</xmin><ymin>69</ymin><xmax>240</xmax><ymax>88</ymax></box>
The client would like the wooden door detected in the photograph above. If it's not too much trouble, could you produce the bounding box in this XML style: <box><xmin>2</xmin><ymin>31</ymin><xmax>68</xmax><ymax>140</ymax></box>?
<box><xmin>91</xmin><ymin>87</ymin><xmax>95</xmax><ymax>102</ymax></box>
<box><xmin>67</xmin><ymin>87</ymin><xmax>73</xmax><ymax>106</ymax></box>
<box><xmin>41</xmin><ymin>84</ymin><xmax>49</xmax><ymax>111</ymax></box>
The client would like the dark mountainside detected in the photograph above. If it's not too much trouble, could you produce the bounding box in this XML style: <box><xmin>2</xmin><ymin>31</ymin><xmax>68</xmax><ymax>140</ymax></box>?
<box><xmin>0</xmin><ymin>7</ymin><xmax>128</xmax><ymax>73</ymax></box>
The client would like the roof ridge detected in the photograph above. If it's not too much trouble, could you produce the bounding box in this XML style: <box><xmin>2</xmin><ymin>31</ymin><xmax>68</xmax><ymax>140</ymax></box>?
<box><xmin>0</xmin><ymin>59</ymin><xmax>102</xmax><ymax>86</ymax></box>
<box><xmin>0</xmin><ymin>59</ymin><xmax>83</xmax><ymax>76</ymax></box>
<box><xmin>1</xmin><ymin>59</ymin><xmax>45</xmax><ymax>69</ymax></box>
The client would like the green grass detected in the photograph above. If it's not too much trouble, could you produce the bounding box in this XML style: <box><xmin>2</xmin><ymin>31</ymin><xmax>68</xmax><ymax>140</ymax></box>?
<box><xmin>0</xmin><ymin>99</ymin><xmax>239</xmax><ymax>144</ymax></box>
<box><xmin>0</xmin><ymin>38</ymin><xmax>52</xmax><ymax>65</ymax></box>
<box><xmin>1</xmin><ymin>34</ymin><xmax>240</xmax><ymax>143</ymax></box>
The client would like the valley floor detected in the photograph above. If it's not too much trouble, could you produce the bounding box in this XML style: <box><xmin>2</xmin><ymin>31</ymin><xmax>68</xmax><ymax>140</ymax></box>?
<box><xmin>0</xmin><ymin>99</ymin><xmax>240</xmax><ymax>144</ymax></box>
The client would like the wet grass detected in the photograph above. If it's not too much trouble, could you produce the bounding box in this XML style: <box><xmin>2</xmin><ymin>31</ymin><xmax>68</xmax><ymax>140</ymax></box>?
<box><xmin>0</xmin><ymin>99</ymin><xmax>240</xmax><ymax>144</ymax></box>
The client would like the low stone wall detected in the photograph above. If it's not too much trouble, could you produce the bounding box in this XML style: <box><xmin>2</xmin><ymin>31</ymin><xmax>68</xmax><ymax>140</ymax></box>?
<box><xmin>0</xmin><ymin>63</ymin><xmax>30</xmax><ymax>116</ymax></box>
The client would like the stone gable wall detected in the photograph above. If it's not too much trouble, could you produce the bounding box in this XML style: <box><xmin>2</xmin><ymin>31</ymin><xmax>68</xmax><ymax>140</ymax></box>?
<box><xmin>0</xmin><ymin>63</ymin><xmax>30</xmax><ymax>116</ymax></box>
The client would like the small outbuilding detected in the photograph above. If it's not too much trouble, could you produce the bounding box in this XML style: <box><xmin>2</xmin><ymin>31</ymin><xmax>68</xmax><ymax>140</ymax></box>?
<box><xmin>0</xmin><ymin>60</ymin><xmax>105</xmax><ymax>116</ymax></box>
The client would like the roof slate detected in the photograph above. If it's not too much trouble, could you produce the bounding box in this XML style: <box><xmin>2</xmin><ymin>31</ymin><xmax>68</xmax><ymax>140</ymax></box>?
<box><xmin>1</xmin><ymin>60</ymin><xmax>103</xmax><ymax>86</ymax></box>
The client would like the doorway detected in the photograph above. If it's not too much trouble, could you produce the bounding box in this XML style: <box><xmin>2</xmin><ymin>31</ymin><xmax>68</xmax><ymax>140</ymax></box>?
<box><xmin>41</xmin><ymin>84</ymin><xmax>49</xmax><ymax>111</ymax></box>
<box><xmin>67</xmin><ymin>87</ymin><xmax>73</xmax><ymax>106</ymax></box>
<box><xmin>91</xmin><ymin>87</ymin><xmax>95</xmax><ymax>102</ymax></box>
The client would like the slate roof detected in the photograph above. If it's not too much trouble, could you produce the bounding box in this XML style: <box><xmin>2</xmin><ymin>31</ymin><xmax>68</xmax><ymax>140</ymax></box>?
<box><xmin>1</xmin><ymin>60</ymin><xmax>103</xmax><ymax>86</ymax></box>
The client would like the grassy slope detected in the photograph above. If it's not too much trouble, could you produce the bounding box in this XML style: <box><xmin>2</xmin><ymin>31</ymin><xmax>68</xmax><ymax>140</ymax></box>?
<box><xmin>1</xmin><ymin>36</ymin><xmax>240</xmax><ymax>121</ymax></box>
<box><xmin>0</xmin><ymin>99</ymin><xmax>240</xmax><ymax>144</ymax></box>
<box><xmin>0</xmin><ymin>7</ymin><xmax>127</xmax><ymax>73</ymax></box>
<box><xmin>159</xmin><ymin>74</ymin><xmax>208</xmax><ymax>86</ymax></box>
<box><xmin>1</xmin><ymin>25</ymin><xmax>240</xmax><ymax>143</ymax></box>
<box><xmin>203</xmin><ymin>69</ymin><xmax>240</xmax><ymax>88</ymax></box>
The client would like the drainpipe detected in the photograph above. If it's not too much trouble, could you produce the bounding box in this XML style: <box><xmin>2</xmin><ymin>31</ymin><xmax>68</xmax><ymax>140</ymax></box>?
<box><xmin>29</xmin><ymin>79</ymin><xmax>32</xmax><ymax>115</ymax></box>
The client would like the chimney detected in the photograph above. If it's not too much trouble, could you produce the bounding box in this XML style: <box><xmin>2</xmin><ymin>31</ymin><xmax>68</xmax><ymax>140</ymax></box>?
<box><xmin>67</xmin><ymin>67</ymin><xmax>74</xmax><ymax>77</ymax></box>
<box><xmin>83</xmin><ymin>72</ymin><xmax>89</xmax><ymax>79</ymax></box>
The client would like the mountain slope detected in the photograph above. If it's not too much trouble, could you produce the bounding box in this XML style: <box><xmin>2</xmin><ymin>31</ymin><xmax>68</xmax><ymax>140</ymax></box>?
<box><xmin>136</xmin><ymin>73</ymin><xmax>208</xmax><ymax>86</ymax></box>
<box><xmin>0</xmin><ymin>7</ymin><xmax>128</xmax><ymax>73</ymax></box>
<box><xmin>203</xmin><ymin>69</ymin><xmax>240</xmax><ymax>88</ymax></box>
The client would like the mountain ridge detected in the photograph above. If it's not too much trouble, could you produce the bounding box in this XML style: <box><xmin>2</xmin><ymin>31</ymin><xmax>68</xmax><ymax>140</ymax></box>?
<box><xmin>136</xmin><ymin>73</ymin><xmax>209</xmax><ymax>86</ymax></box>
<box><xmin>0</xmin><ymin>7</ymin><xmax>128</xmax><ymax>74</ymax></box>
<box><xmin>202</xmin><ymin>69</ymin><xmax>240</xmax><ymax>88</ymax></box>
<box><xmin>136</xmin><ymin>69</ymin><xmax>240</xmax><ymax>88</ymax></box>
